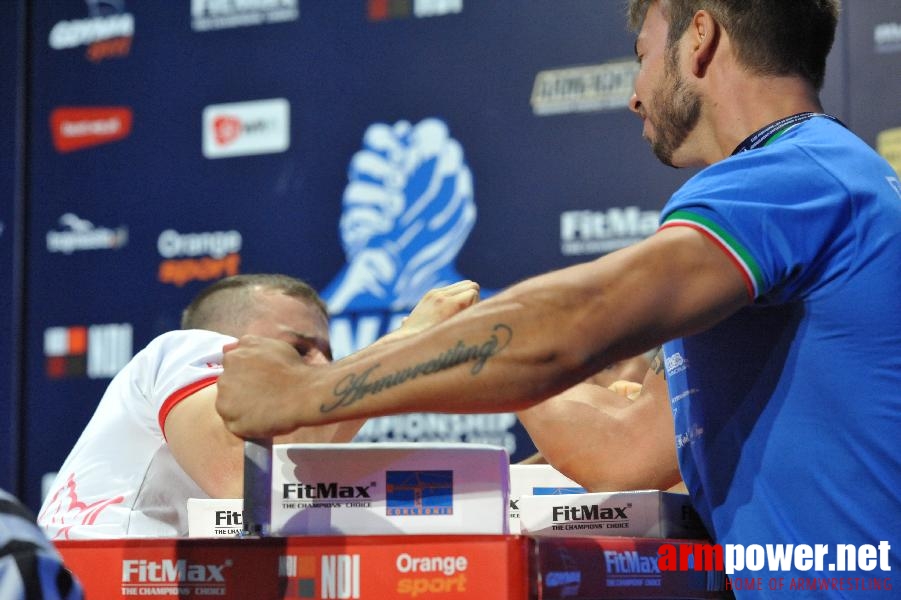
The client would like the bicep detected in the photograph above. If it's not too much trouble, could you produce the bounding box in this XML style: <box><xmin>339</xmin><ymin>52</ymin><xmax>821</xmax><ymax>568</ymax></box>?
<box><xmin>164</xmin><ymin>383</ymin><xmax>245</xmax><ymax>498</ymax></box>
<box><xmin>629</xmin><ymin>225</ymin><xmax>750</xmax><ymax>333</ymax></box>
<box><xmin>164</xmin><ymin>383</ymin><xmax>367</xmax><ymax>499</ymax></box>
<box><xmin>556</xmin><ymin>225</ymin><xmax>750</xmax><ymax>367</ymax></box>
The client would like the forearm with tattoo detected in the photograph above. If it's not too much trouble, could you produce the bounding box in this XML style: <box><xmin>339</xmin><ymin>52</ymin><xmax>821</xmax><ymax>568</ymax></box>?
<box><xmin>321</xmin><ymin>324</ymin><xmax>513</xmax><ymax>414</ymax></box>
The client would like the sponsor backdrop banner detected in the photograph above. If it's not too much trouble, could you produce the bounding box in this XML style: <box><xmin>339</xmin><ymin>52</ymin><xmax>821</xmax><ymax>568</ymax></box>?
<box><xmin>12</xmin><ymin>1</ymin><xmax>899</xmax><ymax>509</ymax></box>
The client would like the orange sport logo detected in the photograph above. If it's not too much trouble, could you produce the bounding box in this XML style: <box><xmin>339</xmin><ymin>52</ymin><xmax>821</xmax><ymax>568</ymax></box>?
<box><xmin>156</xmin><ymin>229</ymin><xmax>243</xmax><ymax>287</ymax></box>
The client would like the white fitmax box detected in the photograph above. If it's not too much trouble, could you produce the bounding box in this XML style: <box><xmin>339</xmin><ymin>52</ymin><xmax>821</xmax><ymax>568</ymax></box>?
<box><xmin>508</xmin><ymin>464</ymin><xmax>585</xmax><ymax>534</ymax></box>
<box><xmin>519</xmin><ymin>489</ymin><xmax>708</xmax><ymax>539</ymax></box>
<box><xmin>271</xmin><ymin>442</ymin><xmax>510</xmax><ymax>536</ymax></box>
<box><xmin>186</xmin><ymin>498</ymin><xmax>244</xmax><ymax>538</ymax></box>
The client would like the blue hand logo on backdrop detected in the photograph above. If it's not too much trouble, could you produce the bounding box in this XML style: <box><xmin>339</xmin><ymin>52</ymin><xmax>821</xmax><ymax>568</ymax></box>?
<box><xmin>319</xmin><ymin>119</ymin><xmax>523</xmax><ymax>459</ymax></box>
<box><xmin>322</xmin><ymin>118</ymin><xmax>477</xmax><ymax>314</ymax></box>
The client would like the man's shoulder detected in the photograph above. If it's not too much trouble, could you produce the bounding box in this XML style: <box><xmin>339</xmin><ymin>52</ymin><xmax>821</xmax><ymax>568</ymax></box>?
<box><xmin>123</xmin><ymin>329</ymin><xmax>235</xmax><ymax>385</ymax></box>
<box><xmin>142</xmin><ymin>329</ymin><xmax>237</xmax><ymax>356</ymax></box>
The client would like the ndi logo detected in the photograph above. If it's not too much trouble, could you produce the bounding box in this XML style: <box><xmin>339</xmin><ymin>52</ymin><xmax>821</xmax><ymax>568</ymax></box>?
<box><xmin>44</xmin><ymin>323</ymin><xmax>133</xmax><ymax>379</ymax></box>
<box><xmin>386</xmin><ymin>470</ymin><xmax>453</xmax><ymax>516</ymax></box>
<box><xmin>279</xmin><ymin>554</ymin><xmax>360</xmax><ymax>599</ymax></box>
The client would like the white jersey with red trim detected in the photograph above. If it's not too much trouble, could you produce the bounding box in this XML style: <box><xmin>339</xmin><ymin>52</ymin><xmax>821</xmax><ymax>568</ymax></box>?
<box><xmin>36</xmin><ymin>330</ymin><xmax>231</xmax><ymax>539</ymax></box>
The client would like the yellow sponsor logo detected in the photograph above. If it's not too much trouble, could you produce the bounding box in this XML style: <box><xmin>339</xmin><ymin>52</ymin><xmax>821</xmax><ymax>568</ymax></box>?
<box><xmin>877</xmin><ymin>127</ymin><xmax>901</xmax><ymax>173</ymax></box>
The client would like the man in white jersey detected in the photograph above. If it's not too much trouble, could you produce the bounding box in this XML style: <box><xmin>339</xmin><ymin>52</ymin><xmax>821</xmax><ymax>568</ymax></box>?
<box><xmin>37</xmin><ymin>274</ymin><xmax>479</xmax><ymax>539</ymax></box>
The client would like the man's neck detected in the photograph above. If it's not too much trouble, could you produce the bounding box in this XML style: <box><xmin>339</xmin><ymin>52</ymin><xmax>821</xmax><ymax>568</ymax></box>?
<box><xmin>708</xmin><ymin>75</ymin><xmax>823</xmax><ymax>162</ymax></box>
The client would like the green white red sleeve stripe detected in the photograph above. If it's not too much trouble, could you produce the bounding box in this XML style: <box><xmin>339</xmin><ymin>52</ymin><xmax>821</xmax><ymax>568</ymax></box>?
<box><xmin>659</xmin><ymin>209</ymin><xmax>763</xmax><ymax>300</ymax></box>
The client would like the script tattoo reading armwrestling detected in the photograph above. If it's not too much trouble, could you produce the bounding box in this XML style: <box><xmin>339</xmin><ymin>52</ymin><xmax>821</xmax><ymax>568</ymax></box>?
<box><xmin>321</xmin><ymin>324</ymin><xmax>513</xmax><ymax>413</ymax></box>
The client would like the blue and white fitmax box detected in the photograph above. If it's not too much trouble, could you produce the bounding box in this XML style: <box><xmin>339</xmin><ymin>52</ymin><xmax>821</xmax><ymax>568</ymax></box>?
<box><xmin>519</xmin><ymin>489</ymin><xmax>708</xmax><ymax>540</ymax></box>
<box><xmin>271</xmin><ymin>442</ymin><xmax>510</xmax><ymax>536</ymax></box>
<box><xmin>508</xmin><ymin>464</ymin><xmax>585</xmax><ymax>534</ymax></box>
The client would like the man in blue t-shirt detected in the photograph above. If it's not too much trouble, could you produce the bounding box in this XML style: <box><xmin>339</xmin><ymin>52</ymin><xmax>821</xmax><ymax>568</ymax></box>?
<box><xmin>214</xmin><ymin>1</ymin><xmax>899</xmax><ymax>594</ymax></box>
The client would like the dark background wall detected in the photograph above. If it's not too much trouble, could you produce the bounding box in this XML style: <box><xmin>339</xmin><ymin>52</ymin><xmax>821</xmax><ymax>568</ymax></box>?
<box><xmin>2</xmin><ymin>1</ymin><xmax>899</xmax><ymax>512</ymax></box>
<box><xmin>1</xmin><ymin>0</ymin><xmax>26</xmax><ymax>502</ymax></box>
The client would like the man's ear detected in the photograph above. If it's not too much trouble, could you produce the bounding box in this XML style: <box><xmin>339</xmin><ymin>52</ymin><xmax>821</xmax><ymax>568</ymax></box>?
<box><xmin>690</xmin><ymin>10</ymin><xmax>719</xmax><ymax>77</ymax></box>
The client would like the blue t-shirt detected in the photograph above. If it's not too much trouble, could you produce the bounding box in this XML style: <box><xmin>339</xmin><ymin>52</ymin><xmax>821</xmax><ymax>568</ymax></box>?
<box><xmin>660</xmin><ymin>117</ymin><xmax>901</xmax><ymax>592</ymax></box>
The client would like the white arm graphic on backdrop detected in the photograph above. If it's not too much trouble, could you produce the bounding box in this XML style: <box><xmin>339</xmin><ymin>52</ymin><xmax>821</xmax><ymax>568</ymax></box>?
<box><xmin>323</xmin><ymin>118</ymin><xmax>477</xmax><ymax>313</ymax></box>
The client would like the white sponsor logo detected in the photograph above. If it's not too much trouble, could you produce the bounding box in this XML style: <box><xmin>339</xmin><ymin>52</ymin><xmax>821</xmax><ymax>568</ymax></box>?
<box><xmin>414</xmin><ymin>0</ymin><xmax>462</xmax><ymax>18</ymax></box>
<box><xmin>395</xmin><ymin>552</ymin><xmax>469</xmax><ymax>597</ymax></box>
<box><xmin>370</xmin><ymin>0</ymin><xmax>462</xmax><ymax>21</ymax></box>
<box><xmin>202</xmin><ymin>98</ymin><xmax>290</xmax><ymax>158</ymax></box>
<box><xmin>157</xmin><ymin>229</ymin><xmax>243</xmax><ymax>286</ymax></box>
<box><xmin>60</xmin><ymin>117</ymin><xmax>123</xmax><ymax>138</ymax></box>
<box><xmin>49</xmin><ymin>13</ymin><xmax>134</xmax><ymax>49</ymax></box>
<box><xmin>157</xmin><ymin>229</ymin><xmax>243</xmax><ymax>258</ymax></box>
<box><xmin>531</xmin><ymin>59</ymin><xmax>639</xmax><ymax>116</ymax></box>
<box><xmin>191</xmin><ymin>0</ymin><xmax>299</xmax><ymax>32</ymax></box>
<box><xmin>121</xmin><ymin>558</ymin><xmax>232</xmax><ymax>595</ymax></box>
<box><xmin>560</xmin><ymin>207</ymin><xmax>659</xmax><ymax>256</ymax></box>
<box><xmin>664</xmin><ymin>352</ymin><xmax>685</xmax><ymax>376</ymax></box>
<box><xmin>46</xmin><ymin>213</ymin><xmax>128</xmax><ymax>254</ymax></box>
<box><xmin>675</xmin><ymin>423</ymin><xmax>703</xmax><ymax>450</ymax></box>
<box><xmin>874</xmin><ymin>22</ymin><xmax>901</xmax><ymax>53</ymax></box>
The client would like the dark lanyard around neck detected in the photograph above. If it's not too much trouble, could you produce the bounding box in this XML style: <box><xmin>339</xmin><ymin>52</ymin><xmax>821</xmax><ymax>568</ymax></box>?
<box><xmin>732</xmin><ymin>112</ymin><xmax>844</xmax><ymax>155</ymax></box>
